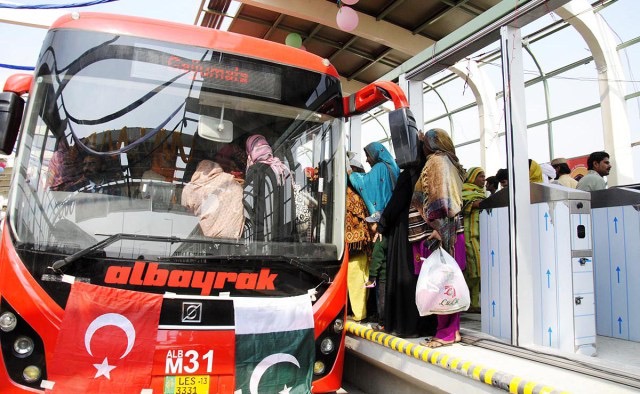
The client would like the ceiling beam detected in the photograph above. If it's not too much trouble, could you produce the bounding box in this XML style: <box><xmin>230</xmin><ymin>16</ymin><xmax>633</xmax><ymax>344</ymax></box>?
<box><xmin>349</xmin><ymin>47</ymin><xmax>395</xmax><ymax>80</ymax></box>
<box><xmin>263</xmin><ymin>14</ymin><xmax>285</xmax><ymax>39</ymax></box>
<box><xmin>213</xmin><ymin>10</ymin><xmax>403</xmax><ymax>69</ymax></box>
<box><xmin>377</xmin><ymin>0</ymin><xmax>407</xmax><ymax>21</ymax></box>
<box><xmin>235</xmin><ymin>0</ymin><xmax>434</xmax><ymax>56</ymax></box>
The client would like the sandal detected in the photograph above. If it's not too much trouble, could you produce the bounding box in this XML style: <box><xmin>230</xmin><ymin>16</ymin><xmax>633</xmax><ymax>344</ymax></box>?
<box><xmin>364</xmin><ymin>280</ymin><xmax>376</xmax><ymax>288</ymax></box>
<box><xmin>419</xmin><ymin>338</ymin><xmax>455</xmax><ymax>348</ymax></box>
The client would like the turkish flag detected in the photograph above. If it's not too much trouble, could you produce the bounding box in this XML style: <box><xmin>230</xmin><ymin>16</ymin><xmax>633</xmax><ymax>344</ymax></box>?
<box><xmin>46</xmin><ymin>282</ymin><xmax>163</xmax><ymax>393</ymax></box>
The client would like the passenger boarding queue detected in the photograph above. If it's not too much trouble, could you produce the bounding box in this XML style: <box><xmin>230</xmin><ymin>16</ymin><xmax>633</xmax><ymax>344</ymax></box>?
<box><xmin>345</xmin><ymin>128</ymin><xmax>611</xmax><ymax>349</ymax></box>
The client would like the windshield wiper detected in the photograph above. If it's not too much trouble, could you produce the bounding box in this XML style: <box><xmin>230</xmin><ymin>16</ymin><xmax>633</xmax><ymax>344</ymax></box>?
<box><xmin>159</xmin><ymin>254</ymin><xmax>330</xmax><ymax>281</ymax></box>
<box><xmin>51</xmin><ymin>233</ymin><xmax>182</xmax><ymax>272</ymax></box>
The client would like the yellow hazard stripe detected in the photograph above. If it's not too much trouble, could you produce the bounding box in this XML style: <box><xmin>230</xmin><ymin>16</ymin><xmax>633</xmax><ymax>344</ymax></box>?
<box><xmin>345</xmin><ymin>321</ymin><xmax>569</xmax><ymax>394</ymax></box>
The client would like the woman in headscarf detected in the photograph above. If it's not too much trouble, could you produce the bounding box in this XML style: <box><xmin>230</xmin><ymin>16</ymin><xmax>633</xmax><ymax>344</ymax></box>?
<box><xmin>181</xmin><ymin>160</ymin><xmax>245</xmax><ymax>239</ymax></box>
<box><xmin>347</xmin><ymin>142</ymin><xmax>399</xmax><ymax>330</ymax></box>
<box><xmin>462</xmin><ymin>167</ymin><xmax>486</xmax><ymax>313</ymax></box>
<box><xmin>529</xmin><ymin>159</ymin><xmax>543</xmax><ymax>183</ymax></box>
<box><xmin>376</xmin><ymin>135</ymin><xmax>436</xmax><ymax>338</ymax></box>
<box><xmin>418</xmin><ymin>128</ymin><xmax>466</xmax><ymax>348</ymax></box>
<box><xmin>345</xmin><ymin>159</ymin><xmax>374</xmax><ymax>322</ymax></box>
<box><xmin>348</xmin><ymin>142</ymin><xmax>400</xmax><ymax>217</ymax></box>
<box><xmin>244</xmin><ymin>134</ymin><xmax>296</xmax><ymax>242</ymax></box>
<box><xmin>214</xmin><ymin>143</ymin><xmax>248</xmax><ymax>180</ymax></box>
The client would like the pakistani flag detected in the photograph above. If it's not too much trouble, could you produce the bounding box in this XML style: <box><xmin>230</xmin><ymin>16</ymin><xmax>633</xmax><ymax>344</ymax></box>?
<box><xmin>234</xmin><ymin>295</ymin><xmax>315</xmax><ymax>394</ymax></box>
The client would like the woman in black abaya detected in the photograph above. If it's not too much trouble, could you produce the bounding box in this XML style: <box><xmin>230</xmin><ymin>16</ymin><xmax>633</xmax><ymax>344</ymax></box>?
<box><xmin>376</xmin><ymin>138</ymin><xmax>436</xmax><ymax>338</ymax></box>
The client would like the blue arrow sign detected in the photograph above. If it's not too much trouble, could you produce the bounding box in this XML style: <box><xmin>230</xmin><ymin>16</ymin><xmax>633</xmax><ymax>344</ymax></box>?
<box><xmin>547</xmin><ymin>327</ymin><xmax>553</xmax><ymax>346</ymax></box>
<box><xmin>492</xmin><ymin>300</ymin><xmax>496</xmax><ymax>317</ymax></box>
<box><xmin>491</xmin><ymin>250</ymin><xmax>495</xmax><ymax>267</ymax></box>
<box><xmin>618</xmin><ymin>317</ymin><xmax>623</xmax><ymax>334</ymax></box>
<box><xmin>544</xmin><ymin>212</ymin><xmax>549</xmax><ymax>231</ymax></box>
<box><xmin>616</xmin><ymin>266</ymin><xmax>621</xmax><ymax>283</ymax></box>
<box><xmin>546</xmin><ymin>269</ymin><xmax>551</xmax><ymax>288</ymax></box>
<box><xmin>614</xmin><ymin>217</ymin><xmax>618</xmax><ymax>234</ymax></box>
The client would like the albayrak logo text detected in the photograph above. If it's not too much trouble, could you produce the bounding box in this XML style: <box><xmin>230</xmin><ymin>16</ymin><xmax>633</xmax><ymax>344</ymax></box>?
<box><xmin>104</xmin><ymin>262</ymin><xmax>277</xmax><ymax>295</ymax></box>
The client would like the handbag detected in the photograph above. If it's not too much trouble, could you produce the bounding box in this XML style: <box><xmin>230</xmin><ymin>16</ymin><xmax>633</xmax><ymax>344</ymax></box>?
<box><xmin>407</xmin><ymin>207</ymin><xmax>430</xmax><ymax>243</ymax></box>
<box><xmin>415</xmin><ymin>247</ymin><xmax>470</xmax><ymax>316</ymax></box>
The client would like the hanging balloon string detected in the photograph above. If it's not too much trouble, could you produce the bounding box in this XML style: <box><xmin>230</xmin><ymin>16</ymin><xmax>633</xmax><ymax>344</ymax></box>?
<box><xmin>0</xmin><ymin>63</ymin><xmax>35</xmax><ymax>71</ymax></box>
<box><xmin>0</xmin><ymin>0</ymin><xmax>118</xmax><ymax>9</ymax></box>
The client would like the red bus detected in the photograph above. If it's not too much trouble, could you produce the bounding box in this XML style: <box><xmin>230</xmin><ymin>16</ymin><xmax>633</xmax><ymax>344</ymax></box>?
<box><xmin>0</xmin><ymin>12</ymin><xmax>416</xmax><ymax>394</ymax></box>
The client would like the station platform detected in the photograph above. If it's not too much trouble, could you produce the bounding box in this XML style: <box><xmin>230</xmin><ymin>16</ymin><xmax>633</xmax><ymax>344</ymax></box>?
<box><xmin>342</xmin><ymin>314</ymin><xmax>640</xmax><ymax>394</ymax></box>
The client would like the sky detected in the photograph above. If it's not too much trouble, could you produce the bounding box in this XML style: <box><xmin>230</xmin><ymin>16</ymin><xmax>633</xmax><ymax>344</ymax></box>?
<box><xmin>0</xmin><ymin>0</ymin><xmax>204</xmax><ymax>88</ymax></box>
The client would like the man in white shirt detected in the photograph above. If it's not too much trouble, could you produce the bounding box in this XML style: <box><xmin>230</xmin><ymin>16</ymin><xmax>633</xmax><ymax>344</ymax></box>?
<box><xmin>576</xmin><ymin>151</ymin><xmax>611</xmax><ymax>192</ymax></box>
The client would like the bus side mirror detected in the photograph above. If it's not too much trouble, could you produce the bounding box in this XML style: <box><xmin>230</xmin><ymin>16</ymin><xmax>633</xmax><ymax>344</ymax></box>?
<box><xmin>389</xmin><ymin>107</ymin><xmax>419</xmax><ymax>169</ymax></box>
<box><xmin>0</xmin><ymin>92</ymin><xmax>24</xmax><ymax>155</ymax></box>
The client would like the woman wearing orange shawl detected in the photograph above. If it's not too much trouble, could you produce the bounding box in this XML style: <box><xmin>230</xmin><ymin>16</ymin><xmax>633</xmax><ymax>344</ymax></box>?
<box><xmin>418</xmin><ymin>128</ymin><xmax>466</xmax><ymax>348</ymax></box>
<box><xmin>462</xmin><ymin>167</ymin><xmax>486</xmax><ymax>313</ymax></box>
<box><xmin>345</xmin><ymin>159</ymin><xmax>374</xmax><ymax>322</ymax></box>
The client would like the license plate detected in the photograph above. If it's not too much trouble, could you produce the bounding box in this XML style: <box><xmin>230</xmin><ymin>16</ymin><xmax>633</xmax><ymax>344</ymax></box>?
<box><xmin>163</xmin><ymin>375</ymin><xmax>210</xmax><ymax>394</ymax></box>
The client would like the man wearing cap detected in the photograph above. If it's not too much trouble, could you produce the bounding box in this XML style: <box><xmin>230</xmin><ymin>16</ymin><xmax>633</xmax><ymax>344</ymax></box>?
<box><xmin>550</xmin><ymin>158</ymin><xmax>578</xmax><ymax>189</ymax></box>
<box><xmin>576</xmin><ymin>151</ymin><xmax>611</xmax><ymax>191</ymax></box>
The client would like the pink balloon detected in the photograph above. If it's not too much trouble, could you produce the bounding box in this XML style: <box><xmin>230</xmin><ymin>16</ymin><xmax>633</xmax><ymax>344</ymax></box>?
<box><xmin>341</xmin><ymin>0</ymin><xmax>359</xmax><ymax>4</ymax></box>
<box><xmin>300</xmin><ymin>45</ymin><xmax>307</xmax><ymax>51</ymax></box>
<box><xmin>336</xmin><ymin>6</ymin><xmax>358</xmax><ymax>32</ymax></box>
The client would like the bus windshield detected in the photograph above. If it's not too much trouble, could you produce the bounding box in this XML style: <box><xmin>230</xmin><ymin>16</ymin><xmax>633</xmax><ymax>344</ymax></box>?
<box><xmin>9</xmin><ymin>29</ymin><xmax>346</xmax><ymax>266</ymax></box>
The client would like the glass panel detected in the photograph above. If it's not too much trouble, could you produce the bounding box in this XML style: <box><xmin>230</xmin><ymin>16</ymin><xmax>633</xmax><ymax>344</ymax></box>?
<box><xmin>550</xmin><ymin>108</ymin><xmax>604</xmax><ymax>159</ymax></box>
<box><xmin>424</xmin><ymin>118</ymin><xmax>452</xmax><ymax>134</ymax></box>
<box><xmin>456</xmin><ymin>142</ymin><xmax>481</xmax><ymax>170</ymax></box>
<box><xmin>547</xmin><ymin>63</ymin><xmax>601</xmax><ymax>117</ymax></box>
<box><xmin>478</xmin><ymin>55</ymin><xmax>504</xmax><ymax>95</ymax></box>
<box><xmin>450</xmin><ymin>107</ymin><xmax>480</xmax><ymax>145</ymax></box>
<box><xmin>526</xmin><ymin>125</ymin><xmax>550</xmax><ymax>163</ymax></box>
<box><xmin>633</xmin><ymin>145</ymin><xmax>640</xmax><ymax>185</ymax></box>
<box><xmin>521</xmin><ymin>12</ymin><xmax>558</xmax><ymax>37</ymax></box>
<box><xmin>433</xmin><ymin>77</ymin><xmax>476</xmax><ymax>110</ymax></box>
<box><xmin>423</xmin><ymin>88</ymin><xmax>447</xmax><ymax>122</ymax></box>
<box><xmin>522</xmin><ymin>47</ymin><xmax>542</xmax><ymax>82</ymax></box>
<box><xmin>619</xmin><ymin>43</ymin><xmax>640</xmax><ymax>97</ymax></box>
<box><xmin>525</xmin><ymin>81</ymin><xmax>548</xmax><ymax>125</ymax></box>
<box><xmin>527</xmin><ymin>24</ymin><xmax>590</xmax><ymax>73</ymax></box>
<box><xmin>598</xmin><ymin>0</ymin><xmax>640</xmax><ymax>44</ymax></box>
<box><xmin>626</xmin><ymin>96</ymin><xmax>640</xmax><ymax>143</ymax></box>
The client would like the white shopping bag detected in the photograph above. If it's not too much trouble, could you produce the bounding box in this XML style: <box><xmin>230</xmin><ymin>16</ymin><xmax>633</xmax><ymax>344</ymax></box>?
<box><xmin>415</xmin><ymin>247</ymin><xmax>470</xmax><ymax>316</ymax></box>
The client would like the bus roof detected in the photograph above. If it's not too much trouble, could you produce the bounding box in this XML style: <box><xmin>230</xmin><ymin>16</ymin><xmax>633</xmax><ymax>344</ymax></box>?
<box><xmin>50</xmin><ymin>12</ymin><xmax>340</xmax><ymax>79</ymax></box>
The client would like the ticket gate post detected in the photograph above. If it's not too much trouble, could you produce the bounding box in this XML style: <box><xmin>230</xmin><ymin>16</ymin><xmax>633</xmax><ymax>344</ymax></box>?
<box><xmin>590</xmin><ymin>186</ymin><xmax>640</xmax><ymax>342</ymax></box>
<box><xmin>479</xmin><ymin>183</ymin><xmax>596</xmax><ymax>355</ymax></box>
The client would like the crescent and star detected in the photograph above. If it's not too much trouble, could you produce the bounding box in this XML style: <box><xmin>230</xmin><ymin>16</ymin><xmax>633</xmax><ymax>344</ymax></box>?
<box><xmin>248</xmin><ymin>353</ymin><xmax>300</xmax><ymax>394</ymax></box>
<box><xmin>84</xmin><ymin>313</ymin><xmax>136</xmax><ymax>379</ymax></box>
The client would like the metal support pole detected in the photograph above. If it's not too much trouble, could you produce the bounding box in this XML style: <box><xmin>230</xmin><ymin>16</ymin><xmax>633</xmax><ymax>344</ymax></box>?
<box><xmin>500</xmin><ymin>24</ymin><xmax>534</xmax><ymax>347</ymax></box>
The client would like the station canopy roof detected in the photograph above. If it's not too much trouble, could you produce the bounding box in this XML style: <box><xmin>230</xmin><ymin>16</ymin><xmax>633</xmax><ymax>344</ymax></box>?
<box><xmin>197</xmin><ymin>0</ymin><xmax>503</xmax><ymax>94</ymax></box>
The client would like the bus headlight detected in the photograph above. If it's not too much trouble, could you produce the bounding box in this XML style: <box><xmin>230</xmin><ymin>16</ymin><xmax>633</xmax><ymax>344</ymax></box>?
<box><xmin>13</xmin><ymin>336</ymin><xmax>34</xmax><ymax>357</ymax></box>
<box><xmin>313</xmin><ymin>361</ymin><xmax>326</xmax><ymax>375</ymax></box>
<box><xmin>320</xmin><ymin>338</ymin><xmax>334</xmax><ymax>354</ymax></box>
<box><xmin>22</xmin><ymin>365</ymin><xmax>41</xmax><ymax>383</ymax></box>
<box><xmin>333</xmin><ymin>318</ymin><xmax>344</xmax><ymax>333</ymax></box>
<box><xmin>0</xmin><ymin>311</ymin><xmax>17</xmax><ymax>332</ymax></box>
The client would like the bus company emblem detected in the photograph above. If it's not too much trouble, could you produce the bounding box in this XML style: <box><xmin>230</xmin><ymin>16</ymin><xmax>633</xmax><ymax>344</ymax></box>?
<box><xmin>103</xmin><ymin>261</ymin><xmax>278</xmax><ymax>295</ymax></box>
<box><xmin>181</xmin><ymin>302</ymin><xmax>202</xmax><ymax>323</ymax></box>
